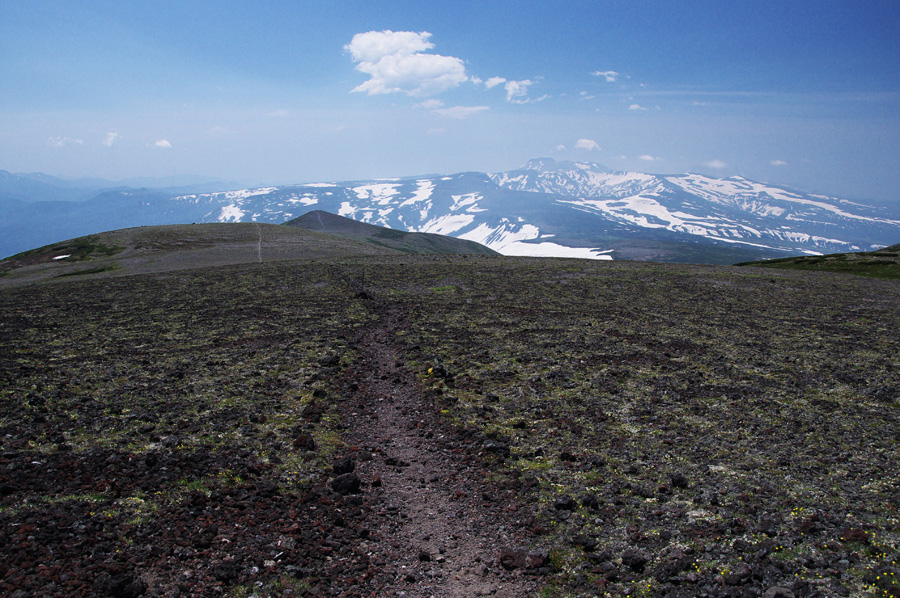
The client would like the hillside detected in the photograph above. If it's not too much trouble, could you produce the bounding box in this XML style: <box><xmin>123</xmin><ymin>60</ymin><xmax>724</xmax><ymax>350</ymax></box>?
<box><xmin>736</xmin><ymin>242</ymin><xmax>900</xmax><ymax>278</ymax></box>
<box><xmin>0</xmin><ymin>220</ymin><xmax>494</xmax><ymax>286</ymax></box>
<box><xmin>285</xmin><ymin>210</ymin><xmax>499</xmax><ymax>256</ymax></box>
<box><xmin>1</xmin><ymin>254</ymin><xmax>898</xmax><ymax>597</ymax></box>
<box><xmin>4</xmin><ymin>161</ymin><xmax>899</xmax><ymax>264</ymax></box>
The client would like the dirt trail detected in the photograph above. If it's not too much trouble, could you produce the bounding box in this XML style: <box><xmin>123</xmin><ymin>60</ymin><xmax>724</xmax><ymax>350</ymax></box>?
<box><xmin>338</xmin><ymin>302</ymin><xmax>544</xmax><ymax>598</ymax></box>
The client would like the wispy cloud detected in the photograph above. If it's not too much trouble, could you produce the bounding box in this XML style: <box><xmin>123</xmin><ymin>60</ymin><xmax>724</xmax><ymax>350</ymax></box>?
<box><xmin>770</xmin><ymin>159</ymin><xmax>788</xmax><ymax>166</ymax></box>
<box><xmin>592</xmin><ymin>70</ymin><xmax>620</xmax><ymax>83</ymax></box>
<box><xmin>434</xmin><ymin>105</ymin><xmax>490</xmax><ymax>119</ymax></box>
<box><xmin>639</xmin><ymin>155</ymin><xmax>657</xmax><ymax>161</ymax></box>
<box><xmin>705</xmin><ymin>159</ymin><xmax>727</xmax><ymax>169</ymax></box>
<box><xmin>575</xmin><ymin>138</ymin><xmax>600</xmax><ymax>151</ymax></box>
<box><xmin>484</xmin><ymin>76</ymin><xmax>506</xmax><ymax>89</ymax></box>
<box><xmin>47</xmin><ymin>136</ymin><xmax>83</xmax><ymax>148</ymax></box>
<box><xmin>415</xmin><ymin>99</ymin><xmax>444</xmax><ymax>109</ymax></box>
<box><xmin>628</xmin><ymin>104</ymin><xmax>648</xmax><ymax>111</ymax></box>
<box><xmin>155</xmin><ymin>139</ymin><xmax>172</xmax><ymax>148</ymax></box>
<box><xmin>102</xmin><ymin>132</ymin><xmax>119</xmax><ymax>147</ymax></box>
<box><xmin>345</xmin><ymin>30</ymin><xmax>467</xmax><ymax>97</ymax></box>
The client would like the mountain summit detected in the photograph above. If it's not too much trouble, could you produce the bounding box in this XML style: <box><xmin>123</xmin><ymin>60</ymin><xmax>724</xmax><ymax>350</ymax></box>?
<box><xmin>3</xmin><ymin>160</ymin><xmax>899</xmax><ymax>263</ymax></box>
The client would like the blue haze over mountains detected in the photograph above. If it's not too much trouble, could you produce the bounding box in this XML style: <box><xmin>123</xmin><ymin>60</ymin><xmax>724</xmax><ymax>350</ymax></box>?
<box><xmin>2</xmin><ymin>160</ymin><xmax>899</xmax><ymax>264</ymax></box>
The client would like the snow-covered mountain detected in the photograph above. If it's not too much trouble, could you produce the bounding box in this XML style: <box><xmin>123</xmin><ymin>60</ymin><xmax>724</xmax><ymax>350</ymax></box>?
<box><xmin>160</xmin><ymin>159</ymin><xmax>900</xmax><ymax>262</ymax></box>
<box><xmin>490</xmin><ymin>159</ymin><xmax>900</xmax><ymax>257</ymax></box>
<box><xmin>3</xmin><ymin>159</ymin><xmax>899</xmax><ymax>263</ymax></box>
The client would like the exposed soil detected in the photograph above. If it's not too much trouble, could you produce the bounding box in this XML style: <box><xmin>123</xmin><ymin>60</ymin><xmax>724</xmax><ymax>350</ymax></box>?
<box><xmin>336</xmin><ymin>300</ymin><xmax>545</xmax><ymax>597</ymax></box>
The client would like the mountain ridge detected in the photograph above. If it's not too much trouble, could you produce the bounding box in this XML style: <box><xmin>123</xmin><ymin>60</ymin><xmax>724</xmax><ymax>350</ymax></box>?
<box><xmin>2</xmin><ymin>159</ymin><xmax>898</xmax><ymax>263</ymax></box>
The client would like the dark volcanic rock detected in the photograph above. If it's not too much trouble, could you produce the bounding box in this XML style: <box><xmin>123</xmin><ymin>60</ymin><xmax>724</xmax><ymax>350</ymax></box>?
<box><xmin>554</xmin><ymin>495</ymin><xmax>578</xmax><ymax>511</ymax></box>
<box><xmin>332</xmin><ymin>456</ymin><xmax>356</xmax><ymax>475</ymax></box>
<box><xmin>498</xmin><ymin>548</ymin><xmax>527</xmax><ymax>570</ymax></box>
<box><xmin>331</xmin><ymin>473</ymin><xmax>361</xmax><ymax>495</ymax></box>
<box><xmin>621</xmin><ymin>549</ymin><xmax>649</xmax><ymax>573</ymax></box>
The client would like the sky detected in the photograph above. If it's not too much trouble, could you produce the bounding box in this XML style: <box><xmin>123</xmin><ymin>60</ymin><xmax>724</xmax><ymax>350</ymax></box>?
<box><xmin>2</xmin><ymin>0</ymin><xmax>899</xmax><ymax>205</ymax></box>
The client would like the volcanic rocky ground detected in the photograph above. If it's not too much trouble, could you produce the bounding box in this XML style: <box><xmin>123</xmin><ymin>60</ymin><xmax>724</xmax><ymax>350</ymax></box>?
<box><xmin>0</xmin><ymin>255</ymin><xmax>899</xmax><ymax>598</ymax></box>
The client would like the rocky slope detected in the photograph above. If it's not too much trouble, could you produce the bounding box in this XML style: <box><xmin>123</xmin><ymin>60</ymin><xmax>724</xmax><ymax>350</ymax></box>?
<box><xmin>1</xmin><ymin>255</ymin><xmax>898</xmax><ymax>597</ymax></box>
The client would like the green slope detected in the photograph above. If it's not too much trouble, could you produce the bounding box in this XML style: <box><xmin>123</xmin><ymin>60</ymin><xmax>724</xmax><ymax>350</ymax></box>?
<box><xmin>736</xmin><ymin>242</ymin><xmax>900</xmax><ymax>278</ymax></box>
<box><xmin>0</xmin><ymin>222</ymin><xmax>403</xmax><ymax>286</ymax></box>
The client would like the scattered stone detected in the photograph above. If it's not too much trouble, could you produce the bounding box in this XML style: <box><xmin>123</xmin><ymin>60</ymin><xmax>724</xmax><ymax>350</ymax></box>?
<box><xmin>318</xmin><ymin>354</ymin><xmax>340</xmax><ymax>367</ymax></box>
<box><xmin>621</xmin><ymin>549</ymin><xmax>649</xmax><ymax>573</ymax></box>
<box><xmin>93</xmin><ymin>572</ymin><xmax>148</xmax><ymax>597</ymax></box>
<box><xmin>332</xmin><ymin>457</ymin><xmax>355</xmax><ymax>475</ymax></box>
<box><xmin>498</xmin><ymin>548</ymin><xmax>527</xmax><ymax>570</ymax></box>
<box><xmin>670</xmin><ymin>472</ymin><xmax>688</xmax><ymax>489</ymax></box>
<box><xmin>418</xmin><ymin>551</ymin><xmax>431</xmax><ymax>562</ymax></box>
<box><xmin>331</xmin><ymin>473</ymin><xmax>361</xmax><ymax>495</ymax></box>
<box><xmin>725</xmin><ymin>563</ymin><xmax>752</xmax><ymax>585</ymax></box>
<box><xmin>571</xmin><ymin>534</ymin><xmax>598</xmax><ymax>552</ymax></box>
<box><xmin>293</xmin><ymin>433</ymin><xmax>317</xmax><ymax>451</ymax></box>
<box><xmin>554</xmin><ymin>495</ymin><xmax>578</xmax><ymax>511</ymax></box>
<box><xmin>483</xmin><ymin>439</ymin><xmax>510</xmax><ymax>456</ymax></box>
<box><xmin>763</xmin><ymin>587</ymin><xmax>795</xmax><ymax>598</ymax></box>
<box><xmin>580</xmin><ymin>493</ymin><xmax>600</xmax><ymax>510</ymax></box>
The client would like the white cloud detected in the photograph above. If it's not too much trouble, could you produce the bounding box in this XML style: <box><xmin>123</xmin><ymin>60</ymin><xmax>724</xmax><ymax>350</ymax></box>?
<box><xmin>484</xmin><ymin>76</ymin><xmax>506</xmax><ymax>89</ymax></box>
<box><xmin>415</xmin><ymin>98</ymin><xmax>445</xmax><ymax>109</ymax></box>
<box><xmin>592</xmin><ymin>70</ymin><xmax>619</xmax><ymax>83</ymax></box>
<box><xmin>575</xmin><ymin>138</ymin><xmax>600</xmax><ymax>151</ymax></box>
<box><xmin>639</xmin><ymin>155</ymin><xmax>657</xmax><ymax>161</ymax></box>
<box><xmin>47</xmin><ymin>136</ymin><xmax>83</xmax><ymax>148</ymax></box>
<box><xmin>555</xmin><ymin>144</ymin><xmax>566</xmax><ymax>151</ymax></box>
<box><xmin>705</xmin><ymin>159</ymin><xmax>727</xmax><ymax>169</ymax></box>
<box><xmin>155</xmin><ymin>139</ymin><xmax>172</xmax><ymax>148</ymax></box>
<box><xmin>770</xmin><ymin>160</ymin><xmax>788</xmax><ymax>166</ymax></box>
<box><xmin>345</xmin><ymin>30</ymin><xmax>467</xmax><ymax>97</ymax></box>
<box><xmin>102</xmin><ymin>132</ymin><xmax>119</xmax><ymax>147</ymax></box>
<box><xmin>628</xmin><ymin>104</ymin><xmax>647</xmax><ymax>111</ymax></box>
<box><xmin>579</xmin><ymin>91</ymin><xmax>595</xmax><ymax>100</ymax></box>
<box><xmin>504</xmin><ymin>79</ymin><xmax>538</xmax><ymax>103</ymax></box>
<box><xmin>434</xmin><ymin>105</ymin><xmax>490</xmax><ymax>119</ymax></box>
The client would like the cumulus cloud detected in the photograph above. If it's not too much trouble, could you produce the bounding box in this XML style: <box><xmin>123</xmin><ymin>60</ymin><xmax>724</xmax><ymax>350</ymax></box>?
<box><xmin>434</xmin><ymin>105</ymin><xmax>490</xmax><ymax>119</ymax></box>
<box><xmin>705</xmin><ymin>159</ymin><xmax>727</xmax><ymax>169</ymax></box>
<box><xmin>592</xmin><ymin>70</ymin><xmax>619</xmax><ymax>82</ymax></box>
<box><xmin>484</xmin><ymin>76</ymin><xmax>506</xmax><ymax>89</ymax></box>
<box><xmin>155</xmin><ymin>139</ymin><xmax>172</xmax><ymax>148</ymax></box>
<box><xmin>555</xmin><ymin>144</ymin><xmax>566</xmax><ymax>151</ymax></box>
<box><xmin>770</xmin><ymin>160</ymin><xmax>788</xmax><ymax>166</ymax></box>
<box><xmin>47</xmin><ymin>136</ymin><xmax>83</xmax><ymax>148</ymax></box>
<box><xmin>575</xmin><ymin>138</ymin><xmax>600</xmax><ymax>151</ymax></box>
<box><xmin>345</xmin><ymin>30</ymin><xmax>467</xmax><ymax>97</ymax></box>
<box><xmin>628</xmin><ymin>104</ymin><xmax>647</xmax><ymax>111</ymax></box>
<box><xmin>504</xmin><ymin>79</ymin><xmax>533</xmax><ymax>102</ymax></box>
<box><xmin>102</xmin><ymin>132</ymin><xmax>119</xmax><ymax>147</ymax></box>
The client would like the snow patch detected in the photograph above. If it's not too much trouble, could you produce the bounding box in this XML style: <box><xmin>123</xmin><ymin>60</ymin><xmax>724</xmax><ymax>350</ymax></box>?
<box><xmin>218</xmin><ymin>204</ymin><xmax>245</xmax><ymax>222</ymax></box>
<box><xmin>417</xmin><ymin>214</ymin><xmax>475</xmax><ymax>236</ymax></box>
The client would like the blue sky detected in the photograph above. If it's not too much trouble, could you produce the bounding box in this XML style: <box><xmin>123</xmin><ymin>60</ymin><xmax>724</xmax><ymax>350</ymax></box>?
<box><xmin>2</xmin><ymin>0</ymin><xmax>899</xmax><ymax>204</ymax></box>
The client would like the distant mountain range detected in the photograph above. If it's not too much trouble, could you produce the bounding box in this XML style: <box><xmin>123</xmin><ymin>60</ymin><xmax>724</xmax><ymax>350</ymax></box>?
<box><xmin>3</xmin><ymin>159</ymin><xmax>899</xmax><ymax>263</ymax></box>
